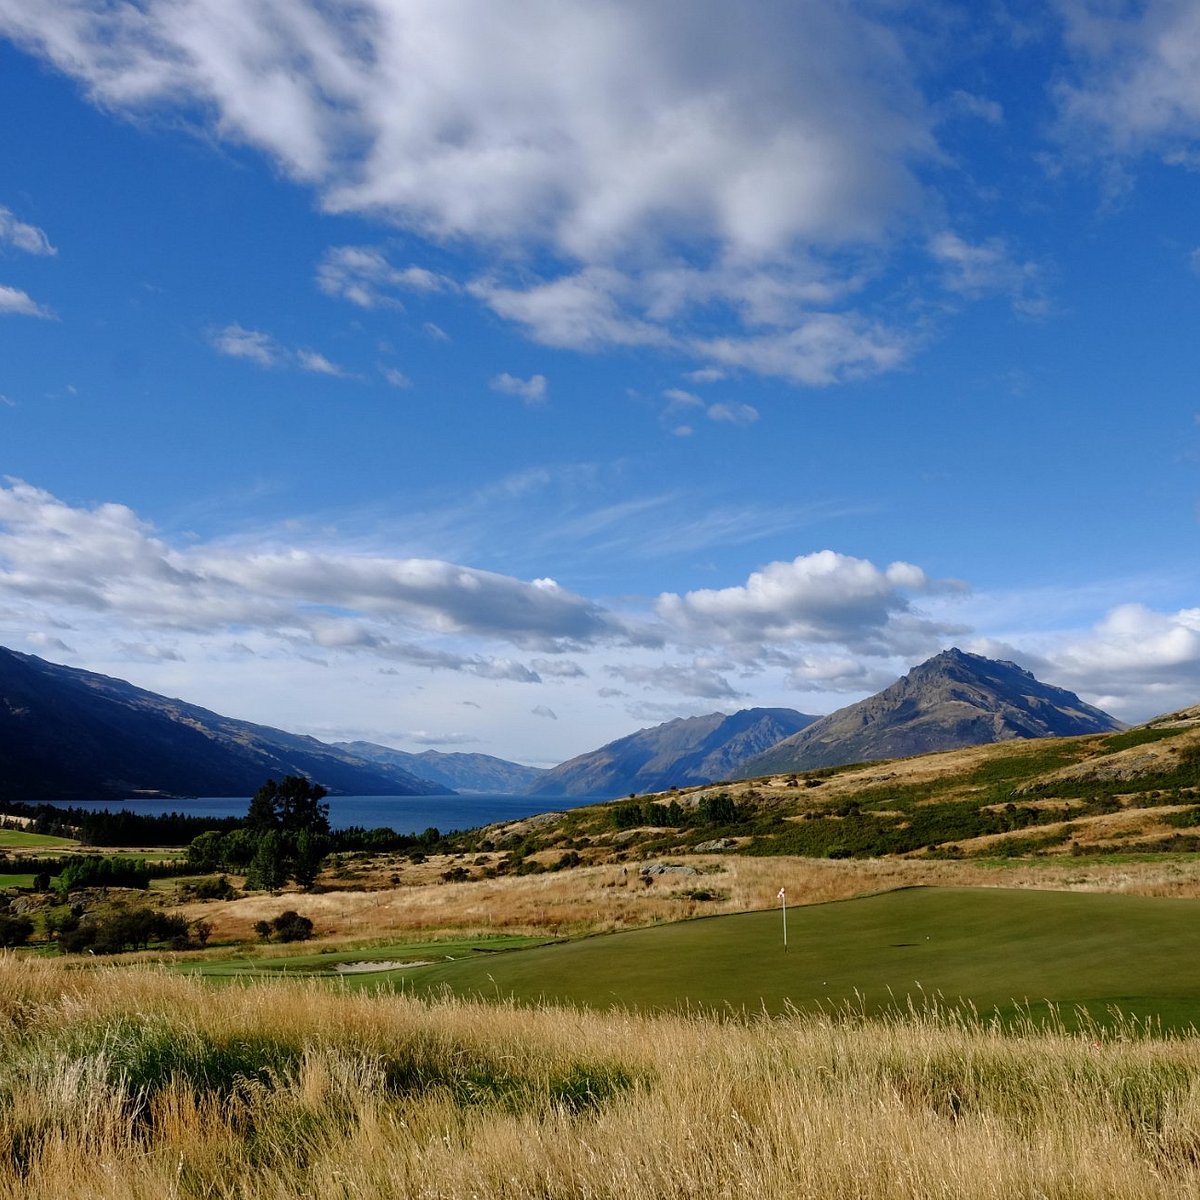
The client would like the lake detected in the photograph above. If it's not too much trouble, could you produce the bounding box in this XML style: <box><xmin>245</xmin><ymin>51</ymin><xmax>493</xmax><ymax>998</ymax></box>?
<box><xmin>47</xmin><ymin>794</ymin><xmax>591</xmax><ymax>834</ymax></box>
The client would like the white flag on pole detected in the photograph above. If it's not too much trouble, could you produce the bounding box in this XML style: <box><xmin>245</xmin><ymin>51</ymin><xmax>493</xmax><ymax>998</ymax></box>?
<box><xmin>777</xmin><ymin>887</ymin><xmax>786</xmax><ymax>899</ymax></box>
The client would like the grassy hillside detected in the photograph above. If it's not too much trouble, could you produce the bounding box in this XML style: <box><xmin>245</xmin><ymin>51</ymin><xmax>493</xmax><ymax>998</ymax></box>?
<box><xmin>466</xmin><ymin>712</ymin><xmax>1200</xmax><ymax>868</ymax></box>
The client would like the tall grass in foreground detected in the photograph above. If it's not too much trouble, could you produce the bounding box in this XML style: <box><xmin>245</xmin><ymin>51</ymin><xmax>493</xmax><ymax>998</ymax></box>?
<box><xmin>4</xmin><ymin>955</ymin><xmax>1200</xmax><ymax>1199</ymax></box>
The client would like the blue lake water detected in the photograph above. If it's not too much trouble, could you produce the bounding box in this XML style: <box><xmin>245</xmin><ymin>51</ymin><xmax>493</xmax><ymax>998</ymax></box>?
<box><xmin>44</xmin><ymin>794</ymin><xmax>589</xmax><ymax>834</ymax></box>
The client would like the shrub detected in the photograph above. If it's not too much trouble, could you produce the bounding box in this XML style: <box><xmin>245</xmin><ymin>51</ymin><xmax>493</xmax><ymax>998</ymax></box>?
<box><xmin>255</xmin><ymin>910</ymin><xmax>314</xmax><ymax>943</ymax></box>
<box><xmin>187</xmin><ymin>874</ymin><xmax>236</xmax><ymax>901</ymax></box>
<box><xmin>59</xmin><ymin>906</ymin><xmax>190</xmax><ymax>954</ymax></box>
<box><xmin>0</xmin><ymin>913</ymin><xmax>33</xmax><ymax>947</ymax></box>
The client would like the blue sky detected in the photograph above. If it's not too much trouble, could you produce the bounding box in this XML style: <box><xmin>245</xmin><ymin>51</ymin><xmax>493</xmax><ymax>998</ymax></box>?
<box><xmin>0</xmin><ymin>1</ymin><xmax>1198</xmax><ymax>766</ymax></box>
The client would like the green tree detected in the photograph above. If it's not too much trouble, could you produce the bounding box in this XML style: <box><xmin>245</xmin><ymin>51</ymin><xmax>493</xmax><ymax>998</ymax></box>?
<box><xmin>245</xmin><ymin>829</ymin><xmax>290</xmax><ymax>891</ymax></box>
<box><xmin>246</xmin><ymin>776</ymin><xmax>330</xmax><ymax>836</ymax></box>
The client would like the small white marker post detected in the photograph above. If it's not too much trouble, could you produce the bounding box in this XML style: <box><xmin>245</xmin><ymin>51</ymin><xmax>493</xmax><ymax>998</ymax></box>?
<box><xmin>778</xmin><ymin>886</ymin><xmax>787</xmax><ymax>951</ymax></box>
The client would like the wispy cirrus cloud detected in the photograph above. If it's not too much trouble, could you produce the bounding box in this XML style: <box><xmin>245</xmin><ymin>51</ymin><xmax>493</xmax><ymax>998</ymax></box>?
<box><xmin>0</xmin><ymin>284</ymin><xmax>54</xmax><ymax>319</ymax></box>
<box><xmin>317</xmin><ymin>244</ymin><xmax>458</xmax><ymax>309</ymax></box>
<box><xmin>0</xmin><ymin>206</ymin><xmax>55</xmax><ymax>255</ymax></box>
<box><xmin>490</xmin><ymin>372</ymin><xmax>547</xmax><ymax>405</ymax></box>
<box><xmin>210</xmin><ymin>323</ymin><xmax>351</xmax><ymax>377</ymax></box>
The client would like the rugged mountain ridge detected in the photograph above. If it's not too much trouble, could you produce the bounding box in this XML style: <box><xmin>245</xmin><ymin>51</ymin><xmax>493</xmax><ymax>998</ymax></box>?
<box><xmin>334</xmin><ymin>742</ymin><xmax>546</xmax><ymax>794</ymax></box>
<box><xmin>528</xmin><ymin>707</ymin><xmax>817</xmax><ymax>799</ymax></box>
<box><xmin>0</xmin><ymin>648</ymin><xmax>451</xmax><ymax>801</ymax></box>
<box><xmin>739</xmin><ymin>648</ymin><xmax>1122</xmax><ymax>776</ymax></box>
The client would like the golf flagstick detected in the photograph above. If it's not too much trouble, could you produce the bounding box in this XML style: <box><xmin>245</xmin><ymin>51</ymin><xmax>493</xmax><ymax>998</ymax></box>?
<box><xmin>778</xmin><ymin>886</ymin><xmax>787</xmax><ymax>950</ymax></box>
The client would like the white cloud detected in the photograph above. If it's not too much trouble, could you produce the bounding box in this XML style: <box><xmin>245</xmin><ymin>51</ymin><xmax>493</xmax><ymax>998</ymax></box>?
<box><xmin>490</xmin><ymin>372</ymin><xmax>547</xmax><ymax>404</ymax></box>
<box><xmin>0</xmin><ymin>284</ymin><xmax>53</xmax><ymax>318</ymax></box>
<box><xmin>317</xmin><ymin>244</ymin><xmax>457</xmax><ymax>308</ymax></box>
<box><xmin>693</xmin><ymin>315</ymin><xmax>910</xmax><ymax>385</ymax></box>
<box><xmin>0</xmin><ymin>206</ymin><xmax>56</xmax><ymax>255</ymax></box>
<box><xmin>531</xmin><ymin>704</ymin><xmax>558</xmax><ymax>720</ymax></box>
<box><xmin>471</xmin><ymin>269</ymin><xmax>669</xmax><ymax>352</ymax></box>
<box><xmin>211</xmin><ymin>323</ymin><xmax>350</xmax><ymax>376</ymax></box>
<box><xmin>0</xmin><ymin>480</ymin><xmax>629</xmax><ymax>667</ymax></box>
<box><xmin>296</xmin><ymin>348</ymin><xmax>350</xmax><ymax>377</ymax></box>
<box><xmin>609</xmin><ymin>661</ymin><xmax>744</xmax><ymax>701</ymax></box>
<box><xmin>706</xmin><ymin>402</ymin><xmax>759</xmax><ymax>425</ymax></box>
<box><xmin>1046</xmin><ymin>603</ymin><xmax>1200</xmax><ymax>717</ymax></box>
<box><xmin>381</xmin><ymin>366</ymin><xmax>412</xmax><ymax>388</ymax></box>
<box><xmin>1057</xmin><ymin>0</ymin><xmax>1200</xmax><ymax>155</ymax></box>
<box><xmin>662</xmin><ymin>388</ymin><xmax>703</xmax><ymax>409</ymax></box>
<box><xmin>938</xmin><ymin>89</ymin><xmax>1004</xmax><ymax>126</ymax></box>
<box><xmin>928</xmin><ymin>232</ymin><xmax>1049</xmax><ymax>316</ymax></box>
<box><xmin>657</xmin><ymin>550</ymin><xmax>964</xmax><ymax>656</ymax></box>
<box><xmin>210</xmin><ymin>323</ymin><xmax>280</xmax><ymax>366</ymax></box>
<box><xmin>530</xmin><ymin>657</ymin><xmax>586</xmax><ymax>679</ymax></box>
<box><xmin>0</xmin><ymin>1</ymin><xmax>941</xmax><ymax>384</ymax></box>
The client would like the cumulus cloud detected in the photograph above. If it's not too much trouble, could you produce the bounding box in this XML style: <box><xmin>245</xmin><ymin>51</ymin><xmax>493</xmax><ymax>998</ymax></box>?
<box><xmin>0</xmin><ymin>1</ymin><xmax>940</xmax><ymax>384</ymax></box>
<box><xmin>0</xmin><ymin>207</ymin><xmax>55</xmax><ymax>255</ymax></box>
<box><xmin>658</xmin><ymin>550</ymin><xmax>964</xmax><ymax>656</ymax></box>
<box><xmin>490</xmin><ymin>372</ymin><xmax>547</xmax><ymax>404</ymax></box>
<box><xmin>1057</xmin><ymin>0</ymin><xmax>1200</xmax><ymax>155</ymax></box>
<box><xmin>0</xmin><ymin>284</ymin><xmax>53</xmax><ymax>318</ymax></box>
<box><xmin>1045</xmin><ymin>603</ymin><xmax>1200</xmax><ymax>717</ymax></box>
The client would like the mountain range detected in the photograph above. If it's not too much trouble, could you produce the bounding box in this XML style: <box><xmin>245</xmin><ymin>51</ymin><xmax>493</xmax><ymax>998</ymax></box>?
<box><xmin>0</xmin><ymin>644</ymin><xmax>1126</xmax><ymax>804</ymax></box>
<box><xmin>332</xmin><ymin>742</ymin><xmax>547</xmax><ymax>794</ymax></box>
<box><xmin>0</xmin><ymin>647</ymin><xmax>451</xmax><ymax>802</ymax></box>
<box><xmin>527</xmin><ymin>708</ymin><xmax>818</xmax><ymax>798</ymax></box>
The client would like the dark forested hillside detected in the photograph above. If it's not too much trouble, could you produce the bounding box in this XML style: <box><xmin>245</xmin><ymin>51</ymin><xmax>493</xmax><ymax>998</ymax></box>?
<box><xmin>0</xmin><ymin>648</ymin><xmax>450</xmax><ymax>801</ymax></box>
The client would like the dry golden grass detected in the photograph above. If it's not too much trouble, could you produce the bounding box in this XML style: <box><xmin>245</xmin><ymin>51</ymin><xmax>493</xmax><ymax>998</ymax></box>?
<box><xmin>6</xmin><ymin>954</ymin><xmax>1200</xmax><ymax>1199</ymax></box>
<box><xmin>173</xmin><ymin>853</ymin><xmax>1200</xmax><ymax>948</ymax></box>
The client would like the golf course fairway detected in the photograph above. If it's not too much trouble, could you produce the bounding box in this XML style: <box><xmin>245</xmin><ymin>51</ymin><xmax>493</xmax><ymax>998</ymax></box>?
<box><xmin>334</xmin><ymin>887</ymin><xmax>1200</xmax><ymax>1029</ymax></box>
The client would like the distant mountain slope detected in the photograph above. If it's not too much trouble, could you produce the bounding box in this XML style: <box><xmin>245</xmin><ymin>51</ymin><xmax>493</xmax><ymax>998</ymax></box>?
<box><xmin>740</xmin><ymin>648</ymin><xmax>1122</xmax><ymax>777</ymax></box>
<box><xmin>0</xmin><ymin>648</ymin><xmax>451</xmax><ymax>801</ymax></box>
<box><xmin>529</xmin><ymin>708</ymin><xmax>818</xmax><ymax>799</ymax></box>
<box><xmin>334</xmin><ymin>742</ymin><xmax>546</xmax><ymax>793</ymax></box>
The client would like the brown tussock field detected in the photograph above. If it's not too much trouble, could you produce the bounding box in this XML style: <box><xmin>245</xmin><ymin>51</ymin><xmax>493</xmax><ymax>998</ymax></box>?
<box><xmin>174</xmin><ymin>853</ymin><xmax>1200</xmax><ymax>947</ymax></box>
<box><xmin>5</xmin><ymin>954</ymin><xmax>1200</xmax><ymax>1199</ymax></box>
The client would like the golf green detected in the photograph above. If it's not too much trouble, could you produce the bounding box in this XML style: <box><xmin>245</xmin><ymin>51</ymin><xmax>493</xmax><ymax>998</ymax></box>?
<box><xmin>371</xmin><ymin>887</ymin><xmax>1200</xmax><ymax>1030</ymax></box>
